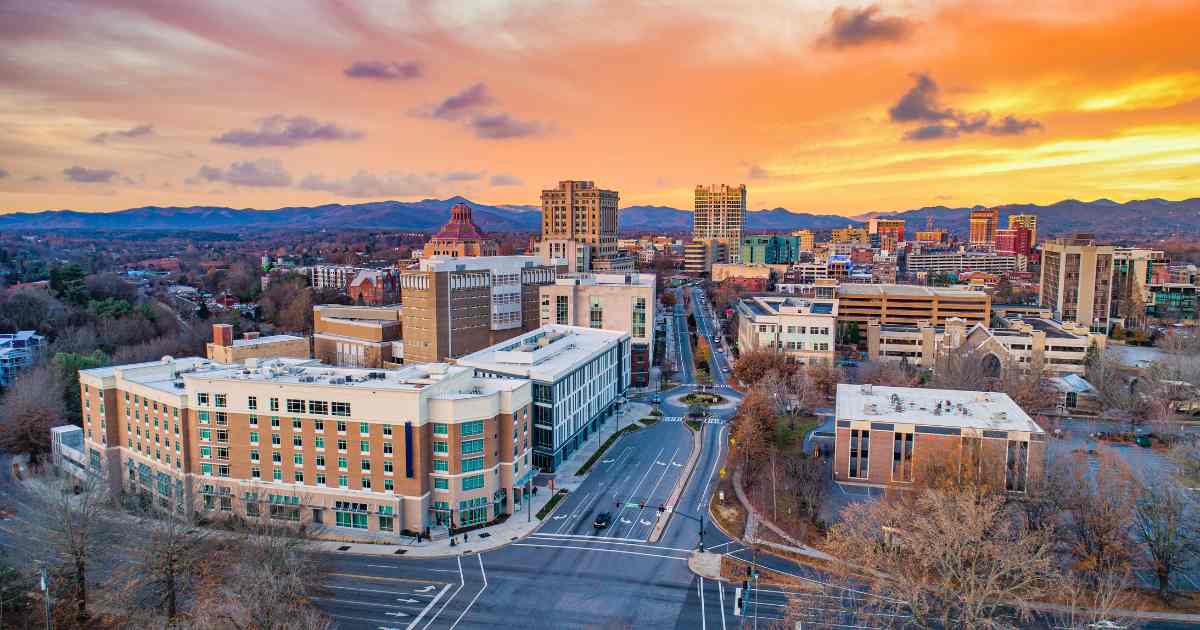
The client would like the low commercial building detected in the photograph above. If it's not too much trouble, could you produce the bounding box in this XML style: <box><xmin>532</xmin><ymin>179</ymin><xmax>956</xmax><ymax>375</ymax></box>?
<box><xmin>0</xmin><ymin>330</ymin><xmax>45</xmax><ymax>386</ymax></box>
<box><xmin>1148</xmin><ymin>283</ymin><xmax>1198</xmax><ymax>322</ymax></box>
<box><xmin>308</xmin><ymin>265</ymin><xmax>366</xmax><ymax>292</ymax></box>
<box><xmin>711</xmin><ymin>263</ymin><xmax>773</xmax><ymax>291</ymax></box>
<box><xmin>834</xmin><ymin>384</ymin><xmax>1046</xmax><ymax>491</ymax></box>
<box><xmin>837</xmin><ymin>284</ymin><xmax>991</xmax><ymax>326</ymax></box>
<box><xmin>867</xmin><ymin>314</ymin><xmax>1102</xmax><ymax>375</ymax></box>
<box><xmin>313</xmin><ymin>305</ymin><xmax>404</xmax><ymax>368</ymax></box>
<box><xmin>735</xmin><ymin>296</ymin><xmax>837</xmax><ymax>365</ymax></box>
<box><xmin>539</xmin><ymin>273</ymin><xmax>655</xmax><ymax>387</ymax></box>
<box><xmin>205</xmin><ymin>324</ymin><xmax>309</xmax><ymax>364</ymax></box>
<box><xmin>455</xmin><ymin>325</ymin><xmax>630</xmax><ymax>472</ymax></box>
<box><xmin>78</xmin><ymin>356</ymin><xmax>534</xmax><ymax>535</ymax></box>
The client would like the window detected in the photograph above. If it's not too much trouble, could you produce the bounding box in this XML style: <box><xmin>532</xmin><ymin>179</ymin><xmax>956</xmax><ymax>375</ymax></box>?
<box><xmin>336</xmin><ymin>421</ymin><xmax>347</xmax><ymax>433</ymax></box>
<box><xmin>292</xmin><ymin>418</ymin><xmax>302</xmax><ymax>430</ymax></box>
<box><xmin>199</xmin><ymin>429</ymin><xmax>211</xmax><ymax>442</ymax></box>
<box><xmin>462</xmin><ymin>457</ymin><xmax>485</xmax><ymax>473</ymax></box>
<box><xmin>433</xmin><ymin>460</ymin><xmax>448</xmax><ymax>472</ymax></box>
<box><xmin>215</xmin><ymin>412</ymin><xmax>227</xmax><ymax>426</ymax></box>
<box><xmin>589</xmin><ymin>296</ymin><xmax>603</xmax><ymax>329</ymax></box>
<box><xmin>461</xmin><ymin>439</ymin><xmax>484</xmax><ymax>455</ymax></box>
<box><xmin>384</xmin><ymin>479</ymin><xmax>393</xmax><ymax>492</ymax></box>
<box><xmin>632</xmin><ymin>297</ymin><xmax>647</xmax><ymax>339</ymax></box>
<box><xmin>251</xmin><ymin>467</ymin><xmax>261</xmax><ymax>479</ymax></box>
<box><xmin>383</xmin><ymin>461</ymin><xmax>394</xmax><ymax>473</ymax></box>
<box><xmin>361</xmin><ymin>477</ymin><xmax>372</xmax><ymax>490</ymax></box>
<box><xmin>271</xmin><ymin>434</ymin><xmax>281</xmax><ymax>446</ymax></box>
<box><xmin>556</xmin><ymin>295</ymin><xmax>569</xmax><ymax>325</ymax></box>
<box><xmin>294</xmin><ymin>471</ymin><xmax>304</xmax><ymax>483</ymax></box>
<box><xmin>250</xmin><ymin>449</ymin><xmax>260</xmax><ymax>462</ymax></box>
<box><xmin>271</xmin><ymin>416</ymin><xmax>280</xmax><ymax>428</ymax></box>
<box><xmin>459</xmin><ymin>497</ymin><xmax>487</xmax><ymax>526</ymax></box>
<box><xmin>269</xmin><ymin>397</ymin><xmax>279</xmax><ymax>412</ymax></box>
<box><xmin>849</xmin><ymin>429</ymin><xmax>869</xmax><ymax>480</ymax></box>
<box><xmin>334</xmin><ymin>502</ymin><xmax>369</xmax><ymax>529</ymax></box>
<box><xmin>273</xmin><ymin>468</ymin><xmax>282</xmax><ymax>481</ymax></box>
<box><xmin>214</xmin><ymin>394</ymin><xmax>227</xmax><ymax>408</ymax></box>
<box><xmin>331</xmin><ymin>402</ymin><xmax>351</xmax><ymax>417</ymax></box>
<box><xmin>316</xmin><ymin>455</ymin><xmax>326</xmax><ymax>468</ymax></box>
<box><xmin>201</xmin><ymin>463</ymin><xmax>212</xmax><ymax>476</ymax></box>
<box><xmin>197</xmin><ymin>411</ymin><xmax>210</xmax><ymax>424</ymax></box>
<box><xmin>248</xmin><ymin>396</ymin><xmax>257</xmax><ymax>410</ymax></box>
<box><xmin>434</xmin><ymin>478</ymin><xmax>449</xmax><ymax>490</ymax></box>
<box><xmin>337</xmin><ymin>439</ymin><xmax>348</xmax><ymax>452</ymax></box>
<box><xmin>316</xmin><ymin>473</ymin><xmax>326</xmax><ymax>485</ymax></box>
<box><xmin>892</xmin><ymin>432</ymin><xmax>914</xmax><ymax>482</ymax></box>
<box><xmin>338</xmin><ymin>457</ymin><xmax>347</xmax><ymax>469</ymax></box>
<box><xmin>338</xmin><ymin>475</ymin><xmax>348</xmax><ymax>488</ymax></box>
<box><xmin>361</xmin><ymin>460</ymin><xmax>371</xmax><ymax>472</ymax></box>
<box><xmin>197</xmin><ymin>393</ymin><xmax>209</xmax><ymax>406</ymax></box>
<box><xmin>249</xmin><ymin>414</ymin><xmax>258</xmax><ymax>427</ymax></box>
<box><xmin>199</xmin><ymin>446</ymin><xmax>211</xmax><ymax>459</ymax></box>
<box><xmin>433</xmin><ymin>441</ymin><xmax>448</xmax><ymax>455</ymax></box>
<box><xmin>314</xmin><ymin>419</ymin><xmax>324</xmax><ymax>431</ymax></box>
<box><xmin>272</xmin><ymin>452</ymin><xmax>282</xmax><ymax>464</ymax></box>
<box><xmin>462</xmin><ymin>474</ymin><xmax>485</xmax><ymax>491</ymax></box>
<box><xmin>293</xmin><ymin>453</ymin><xmax>303</xmax><ymax>466</ymax></box>
<box><xmin>461</xmin><ymin>420</ymin><xmax>484</xmax><ymax>436</ymax></box>
<box><xmin>315</xmin><ymin>436</ymin><xmax>325</xmax><ymax>449</ymax></box>
<box><xmin>360</xmin><ymin>440</ymin><xmax>370</xmax><ymax>453</ymax></box>
<box><xmin>1006</xmin><ymin>440</ymin><xmax>1029</xmax><ymax>493</ymax></box>
<box><xmin>433</xmin><ymin>423</ymin><xmax>448</xmax><ymax>436</ymax></box>
<box><xmin>249</xmin><ymin>431</ymin><xmax>259</xmax><ymax>444</ymax></box>
<box><xmin>286</xmin><ymin>399</ymin><xmax>305</xmax><ymax>414</ymax></box>
<box><xmin>308</xmin><ymin>400</ymin><xmax>328</xmax><ymax>415</ymax></box>
<box><xmin>382</xmin><ymin>424</ymin><xmax>393</xmax><ymax>437</ymax></box>
<box><xmin>359</xmin><ymin>422</ymin><xmax>369</xmax><ymax>434</ymax></box>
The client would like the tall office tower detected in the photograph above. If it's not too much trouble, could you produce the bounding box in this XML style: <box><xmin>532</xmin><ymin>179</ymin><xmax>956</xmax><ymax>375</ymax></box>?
<box><xmin>867</xmin><ymin>218</ymin><xmax>906</xmax><ymax>243</ymax></box>
<box><xmin>1039</xmin><ymin>234</ymin><xmax>1115</xmax><ymax>332</ymax></box>
<box><xmin>539</xmin><ymin>181</ymin><xmax>620</xmax><ymax>272</ymax></box>
<box><xmin>994</xmin><ymin>227</ymin><xmax>1032</xmax><ymax>256</ymax></box>
<box><xmin>969</xmin><ymin>208</ymin><xmax>999</xmax><ymax>246</ymax></box>
<box><xmin>1008</xmin><ymin>213</ymin><xmax>1038</xmax><ymax>246</ymax></box>
<box><xmin>1111</xmin><ymin>248</ymin><xmax>1168</xmax><ymax>325</ymax></box>
<box><xmin>693</xmin><ymin>184</ymin><xmax>747</xmax><ymax>262</ymax></box>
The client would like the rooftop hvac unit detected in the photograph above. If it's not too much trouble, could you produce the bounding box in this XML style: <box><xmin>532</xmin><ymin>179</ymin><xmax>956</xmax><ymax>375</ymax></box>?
<box><xmin>173</xmin><ymin>381</ymin><xmax>184</xmax><ymax>389</ymax></box>
<box><xmin>861</xmin><ymin>383</ymin><xmax>873</xmax><ymax>395</ymax></box>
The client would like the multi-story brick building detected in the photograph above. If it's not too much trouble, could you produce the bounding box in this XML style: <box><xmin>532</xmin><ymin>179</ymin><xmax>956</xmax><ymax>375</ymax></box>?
<box><xmin>78</xmin><ymin>356</ymin><xmax>534</xmax><ymax>535</ymax></box>
<box><xmin>456</xmin><ymin>325</ymin><xmax>630</xmax><ymax>472</ymax></box>
<box><xmin>735</xmin><ymin>296</ymin><xmax>837</xmax><ymax>365</ymax></box>
<box><xmin>834</xmin><ymin>384</ymin><xmax>1046</xmax><ymax>492</ymax></box>
<box><xmin>308</xmin><ymin>265</ymin><xmax>366</xmax><ymax>292</ymax></box>
<box><xmin>205</xmin><ymin>324</ymin><xmax>309</xmax><ymax>364</ymax></box>
<box><xmin>1007</xmin><ymin>213</ymin><xmax>1038</xmax><ymax>246</ymax></box>
<box><xmin>399</xmin><ymin>256</ymin><xmax>557</xmax><ymax>364</ymax></box>
<box><xmin>313</xmin><ymin>305</ymin><xmax>404</xmax><ymax>368</ymax></box>
<box><xmin>348</xmin><ymin>269</ymin><xmax>401</xmax><ymax>306</ymax></box>
<box><xmin>538</xmin><ymin>273</ymin><xmax>656</xmax><ymax>387</ymax></box>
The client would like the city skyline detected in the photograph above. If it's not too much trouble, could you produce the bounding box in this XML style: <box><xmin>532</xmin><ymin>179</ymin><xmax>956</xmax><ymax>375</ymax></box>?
<box><xmin>2</xmin><ymin>1</ymin><xmax>1199</xmax><ymax>217</ymax></box>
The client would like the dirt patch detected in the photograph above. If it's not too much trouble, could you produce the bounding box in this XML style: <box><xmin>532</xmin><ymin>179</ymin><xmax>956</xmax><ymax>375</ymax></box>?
<box><xmin>721</xmin><ymin>554</ymin><xmax>822</xmax><ymax>591</ymax></box>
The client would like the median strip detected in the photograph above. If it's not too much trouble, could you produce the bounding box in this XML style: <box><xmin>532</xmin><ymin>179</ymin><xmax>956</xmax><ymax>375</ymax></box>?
<box><xmin>575</xmin><ymin>425</ymin><xmax>641</xmax><ymax>476</ymax></box>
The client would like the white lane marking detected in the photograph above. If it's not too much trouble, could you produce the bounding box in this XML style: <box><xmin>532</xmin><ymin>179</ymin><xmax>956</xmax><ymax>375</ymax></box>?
<box><xmin>708</xmin><ymin>541</ymin><xmax>734</xmax><ymax>551</ymax></box>
<box><xmin>425</xmin><ymin>569</ymin><xmax>460</xmax><ymax>573</ymax></box>
<box><xmin>406</xmin><ymin>583</ymin><xmax>451</xmax><ymax>630</ymax></box>
<box><xmin>525</xmin><ymin>534</ymin><xmax>693</xmax><ymax>553</ymax></box>
<box><xmin>718</xmin><ymin>580</ymin><xmax>727</xmax><ymax>630</ymax></box>
<box><xmin>385</xmin><ymin>611</ymin><xmax>411</xmax><ymax>617</ymax></box>
<box><xmin>510</xmin><ymin>542</ymin><xmax>690</xmax><ymax>561</ymax></box>
<box><xmin>420</xmin><ymin>554</ymin><xmax>464</xmax><ymax>630</ymax></box>
<box><xmin>620</xmin><ymin>518</ymin><xmax>633</xmax><ymax>524</ymax></box>
<box><xmin>311</xmin><ymin>596</ymin><xmax>414</xmax><ymax>610</ymax></box>
<box><xmin>697</xmin><ymin>424</ymin><xmax>728</xmax><ymax>512</ymax></box>
<box><xmin>531</xmin><ymin>532</ymin><xmax>653</xmax><ymax>544</ymax></box>
<box><xmin>640</xmin><ymin>519</ymin><xmax>653</xmax><ymax>526</ymax></box>
<box><xmin>326</xmin><ymin>584</ymin><xmax>410</xmax><ymax>596</ymax></box>
<box><xmin>553</xmin><ymin>515</ymin><xmax>567</xmax><ymax>520</ymax></box>
<box><xmin>601</xmin><ymin>459</ymin><xmax>614</xmax><ymax>464</ymax></box>
<box><xmin>699</xmin><ymin>576</ymin><xmax>707</xmax><ymax>630</ymax></box>
<box><xmin>448</xmin><ymin>554</ymin><xmax>487</xmax><ymax>630</ymax></box>
<box><xmin>413</xmin><ymin>585</ymin><xmax>436</xmax><ymax>593</ymax></box>
<box><xmin>605</xmin><ymin>446</ymin><xmax>666</xmax><ymax>537</ymax></box>
<box><xmin>367</xmin><ymin>564</ymin><xmax>397</xmax><ymax>568</ymax></box>
<box><xmin>557</xmin><ymin>446</ymin><xmax>635</xmax><ymax>534</ymax></box>
<box><xmin>621</xmin><ymin>443</ymin><xmax>682</xmax><ymax>538</ymax></box>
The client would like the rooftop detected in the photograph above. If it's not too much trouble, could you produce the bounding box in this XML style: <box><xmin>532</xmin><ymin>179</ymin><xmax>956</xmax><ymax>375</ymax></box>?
<box><xmin>835</xmin><ymin>383</ymin><xmax>1043</xmax><ymax>433</ymax></box>
<box><xmin>838</xmin><ymin>284</ymin><xmax>985</xmax><ymax>299</ymax></box>
<box><xmin>417</xmin><ymin>255</ymin><xmax>550</xmax><ymax>273</ymax></box>
<box><xmin>739</xmin><ymin>295</ymin><xmax>838</xmax><ymax>318</ymax></box>
<box><xmin>227</xmin><ymin>334</ymin><xmax>306</xmax><ymax>347</ymax></box>
<box><xmin>552</xmin><ymin>272</ymin><xmax>656</xmax><ymax>287</ymax></box>
<box><xmin>455</xmin><ymin>324</ymin><xmax>628</xmax><ymax>382</ymax></box>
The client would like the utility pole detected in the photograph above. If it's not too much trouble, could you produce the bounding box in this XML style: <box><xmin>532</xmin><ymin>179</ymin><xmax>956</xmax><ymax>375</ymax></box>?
<box><xmin>39</xmin><ymin>564</ymin><xmax>50</xmax><ymax>630</ymax></box>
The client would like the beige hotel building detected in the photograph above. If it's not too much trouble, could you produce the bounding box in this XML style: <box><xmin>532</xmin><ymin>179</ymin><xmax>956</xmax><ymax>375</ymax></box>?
<box><xmin>79</xmin><ymin>355</ymin><xmax>534</xmax><ymax>536</ymax></box>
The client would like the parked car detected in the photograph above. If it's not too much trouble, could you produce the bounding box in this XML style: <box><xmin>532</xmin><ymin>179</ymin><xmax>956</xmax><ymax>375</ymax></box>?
<box><xmin>593</xmin><ymin>512</ymin><xmax>612</xmax><ymax>529</ymax></box>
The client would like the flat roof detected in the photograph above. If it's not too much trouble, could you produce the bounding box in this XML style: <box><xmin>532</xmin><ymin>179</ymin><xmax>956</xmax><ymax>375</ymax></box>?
<box><xmin>835</xmin><ymin>383</ymin><xmax>1043</xmax><ymax>433</ymax></box>
<box><xmin>838</xmin><ymin>284</ymin><xmax>985</xmax><ymax>299</ymax></box>
<box><xmin>738</xmin><ymin>296</ymin><xmax>838</xmax><ymax>318</ymax></box>
<box><xmin>455</xmin><ymin>324</ymin><xmax>628</xmax><ymax>383</ymax></box>
<box><xmin>229</xmin><ymin>334</ymin><xmax>306</xmax><ymax>348</ymax></box>
<box><xmin>417</xmin><ymin>255</ymin><xmax>549</xmax><ymax>273</ymax></box>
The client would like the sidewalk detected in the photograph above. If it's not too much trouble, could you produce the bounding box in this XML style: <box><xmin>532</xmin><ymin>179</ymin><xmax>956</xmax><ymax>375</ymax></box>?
<box><xmin>312</xmin><ymin>401</ymin><xmax>655</xmax><ymax>558</ymax></box>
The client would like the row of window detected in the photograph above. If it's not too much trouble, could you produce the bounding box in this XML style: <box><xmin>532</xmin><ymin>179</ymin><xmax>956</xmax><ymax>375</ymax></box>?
<box><xmin>197</xmin><ymin>392</ymin><xmax>351</xmax><ymax>417</ymax></box>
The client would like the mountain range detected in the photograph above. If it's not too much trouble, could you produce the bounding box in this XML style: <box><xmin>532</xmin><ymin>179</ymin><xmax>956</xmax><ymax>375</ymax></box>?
<box><xmin>2</xmin><ymin>196</ymin><xmax>1198</xmax><ymax>238</ymax></box>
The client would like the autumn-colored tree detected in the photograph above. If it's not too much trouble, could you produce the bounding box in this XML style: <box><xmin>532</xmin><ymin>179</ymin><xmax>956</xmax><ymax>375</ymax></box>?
<box><xmin>731</xmin><ymin>350</ymin><xmax>793</xmax><ymax>387</ymax></box>
<box><xmin>730</xmin><ymin>388</ymin><xmax>776</xmax><ymax>475</ymax></box>
<box><xmin>659</xmin><ymin>292</ymin><xmax>676</xmax><ymax>309</ymax></box>
<box><xmin>0</xmin><ymin>365</ymin><xmax>65</xmax><ymax>466</ymax></box>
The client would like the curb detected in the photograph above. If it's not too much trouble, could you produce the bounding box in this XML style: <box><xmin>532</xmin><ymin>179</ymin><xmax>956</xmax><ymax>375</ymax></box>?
<box><xmin>649</xmin><ymin>421</ymin><xmax>704</xmax><ymax>543</ymax></box>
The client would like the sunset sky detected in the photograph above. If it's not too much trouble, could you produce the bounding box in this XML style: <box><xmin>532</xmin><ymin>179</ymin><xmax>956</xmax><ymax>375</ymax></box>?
<box><xmin>1</xmin><ymin>0</ymin><xmax>1198</xmax><ymax>217</ymax></box>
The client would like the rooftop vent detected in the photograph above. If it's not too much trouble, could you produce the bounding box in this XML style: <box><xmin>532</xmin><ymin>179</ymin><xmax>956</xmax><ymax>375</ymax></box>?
<box><xmin>861</xmin><ymin>383</ymin><xmax>873</xmax><ymax>395</ymax></box>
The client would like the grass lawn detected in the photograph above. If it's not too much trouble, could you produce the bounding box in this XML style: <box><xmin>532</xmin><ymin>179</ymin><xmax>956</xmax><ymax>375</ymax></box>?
<box><xmin>773</xmin><ymin>413</ymin><xmax>820</xmax><ymax>454</ymax></box>
<box><xmin>537</xmin><ymin>490</ymin><xmax>568</xmax><ymax>519</ymax></box>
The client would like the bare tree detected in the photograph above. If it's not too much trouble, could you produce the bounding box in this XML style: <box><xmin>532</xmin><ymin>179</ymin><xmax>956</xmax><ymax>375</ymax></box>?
<box><xmin>824</xmin><ymin>484</ymin><xmax>1058</xmax><ymax>629</ymax></box>
<box><xmin>31</xmin><ymin>474</ymin><xmax>115</xmax><ymax>624</ymax></box>
<box><xmin>1167</xmin><ymin>440</ymin><xmax>1200</xmax><ymax>488</ymax></box>
<box><xmin>1056</xmin><ymin>448</ymin><xmax>1138</xmax><ymax>581</ymax></box>
<box><xmin>929</xmin><ymin>348</ymin><xmax>991</xmax><ymax>392</ymax></box>
<box><xmin>1054</xmin><ymin>566</ymin><xmax>1139</xmax><ymax>630</ymax></box>
<box><xmin>0</xmin><ymin>364</ymin><xmax>66</xmax><ymax>466</ymax></box>
<box><xmin>855</xmin><ymin>360</ymin><xmax>920</xmax><ymax>388</ymax></box>
<box><xmin>1131</xmin><ymin>471</ymin><xmax>1200</xmax><ymax>600</ymax></box>
<box><xmin>782</xmin><ymin>452</ymin><xmax>828</xmax><ymax>527</ymax></box>
<box><xmin>115</xmin><ymin>503</ymin><xmax>210</xmax><ymax>623</ymax></box>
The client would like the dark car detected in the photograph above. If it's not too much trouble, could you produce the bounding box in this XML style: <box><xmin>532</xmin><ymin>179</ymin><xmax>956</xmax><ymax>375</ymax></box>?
<box><xmin>593</xmin><ymin>512</ymin><xmax>612</xmax><ymax>529</ymax></box>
